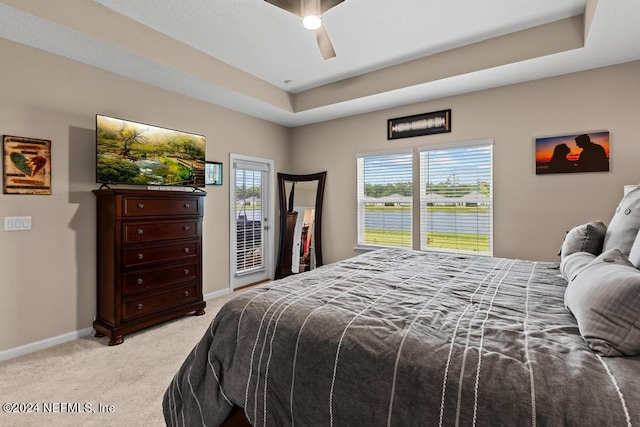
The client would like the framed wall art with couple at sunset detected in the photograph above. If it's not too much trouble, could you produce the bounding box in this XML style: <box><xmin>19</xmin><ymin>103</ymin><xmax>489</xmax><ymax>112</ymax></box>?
<box><xmin>535</xmin><ymin>131</ymin><xmax>610</xmax><ymax>175</ymax></box>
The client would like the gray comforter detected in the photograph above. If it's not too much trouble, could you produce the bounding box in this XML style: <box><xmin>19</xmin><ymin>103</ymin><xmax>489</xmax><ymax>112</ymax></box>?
<box><xmin>163</xmin><ymin>248</ymin><xmax>640</xmax><ymax>426</ymax></box>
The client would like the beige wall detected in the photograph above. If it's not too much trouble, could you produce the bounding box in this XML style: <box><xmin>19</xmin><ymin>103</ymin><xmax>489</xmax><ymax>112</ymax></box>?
<box><xmin>2</xmin><ymin>34</ymin><xmax>640</xmax><ymax>354</ymax></box>
<box><xmin>290</xmin><ymin>61</ymin><xmax>640</xmax><ymax>264</ymax></box>
<box><xmin>0</xmin><ymin>39</ymin><xmax>290</xmax><ymax>352</ymax></box>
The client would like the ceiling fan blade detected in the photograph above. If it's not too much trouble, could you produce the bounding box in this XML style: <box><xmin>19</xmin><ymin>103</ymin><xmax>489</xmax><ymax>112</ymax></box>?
<box><xmin>264</xmin><ymin>0</ymin><xmax>344</xmax><ymax>17</ymax></box>
<box><xmin>265</xmin><ymin>0</ymin><xmax>343</xmax><ymax>59</ymax></box>
<box><xmin>264</xmin><ymin>0</ymin><xmax>299</xmax><ymax>16</ymax></box>
<box><xmin>319</xmin><ymin>0</ymin><xmax>344</xmax><ymax>14</ymax></box>
<box><xmin>315</xmin><ymin>25</ymin><xmax>336</xmax><ymax>59</ymax></box>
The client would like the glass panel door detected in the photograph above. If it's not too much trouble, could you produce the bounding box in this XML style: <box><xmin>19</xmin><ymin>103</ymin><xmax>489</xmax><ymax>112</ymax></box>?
<box><xmin>230</xmin><ymin>154</ymin><xmax>274</xmax><ymax>289</ymax></box>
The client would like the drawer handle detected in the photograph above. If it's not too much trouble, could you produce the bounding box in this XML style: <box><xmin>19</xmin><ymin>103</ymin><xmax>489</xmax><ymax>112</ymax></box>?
<box><xmin>137</xmin><ymin>229</ymin><xmax>144</xmax><ymax>235</ymax></box>
<box><xmin>183</xmin><ymin>225</ymin><xmax>190</xmax><ymax>231</ymax></box>
<box><xmin>136</xmin><ymin>278</ymin><xmax>143</xmax><ymax>285</ymax></box>
<box><xmin>184</xmin><ymin>269</ymin><xmax>189</xmax><ymax>275</ymax></box>
<box><xmin>137</xmin><ymin>253</ymin><xmax>144</xmax><ymax>260</ymax></box>
<box><xmin>184</xmin><ymin>203</ymin><xmax>190</xmax><ymax>208</ymax></box>
<box><xmin>137</xmin><ymin>203</ymin><xmax>144</xmax><ymax>209</ymax></box>
<box><xmin>137</xmin><ymin>303</ymin><xmax>143</xmax><ymax>310</ymax></box>
<box><xmin>183</xmin><ymin>291</ymin><xmax>189</xmax><ymax>297</ymax></box>
<box><xmin>184</xmin><ymin>247</ymin><xmax>190</xmax><ymax>253</ymax></box>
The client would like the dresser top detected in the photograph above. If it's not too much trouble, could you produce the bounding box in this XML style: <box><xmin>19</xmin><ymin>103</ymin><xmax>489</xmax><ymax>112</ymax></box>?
<box><xmin>93</xmin><ymin>188</ymin><xmax>206</xmax><ymax>198</ymax></box>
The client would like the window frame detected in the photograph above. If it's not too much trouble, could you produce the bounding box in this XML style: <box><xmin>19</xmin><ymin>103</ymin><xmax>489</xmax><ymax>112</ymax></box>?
<box><xmin>355</xmin><ymin>140</ymin><xmax>493</xmax><ymax>256</ymax></box>
<box><xmin>356</xmin><ymin>148</ymin><xmax>414</xmax><ymax>250</ymax></box>
<box><xmin>418</xmin><ymin>139</ymin><xmax>494</xmax><ymax>256</ymax></box>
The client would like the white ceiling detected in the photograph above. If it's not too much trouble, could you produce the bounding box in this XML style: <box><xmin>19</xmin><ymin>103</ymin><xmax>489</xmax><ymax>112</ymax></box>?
<box><xmin>1</xmin><ymin>0</ymin><xmax>639</xmax><ymax>127</ymax></box>
<box><xmin>96</xmin><ymin>0</ymin><xmax>587</xmax><ymax>93</ymax></box>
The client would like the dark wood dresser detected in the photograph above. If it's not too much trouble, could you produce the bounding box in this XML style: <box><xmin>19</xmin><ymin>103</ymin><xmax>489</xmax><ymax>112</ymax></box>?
<box><xmin>92</xmin><ymin>188</ymin><xmax>206</xmax><ymax>345</ymax></box>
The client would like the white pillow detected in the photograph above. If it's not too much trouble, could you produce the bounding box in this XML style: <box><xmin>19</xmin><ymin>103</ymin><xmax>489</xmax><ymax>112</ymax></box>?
<box><xmin>602</xmin><ymin>187</ymin><xmax>640</xmax><ymax>257</ymax></box>
<box><xmin>627</xmin><ymin>230</ymin><xmax>640</xmax><ymax>268</ymax></box>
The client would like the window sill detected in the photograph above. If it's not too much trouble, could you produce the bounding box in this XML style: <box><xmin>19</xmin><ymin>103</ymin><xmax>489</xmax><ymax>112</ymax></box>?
<box><xmin>354</xmin><ymin>245</ymin><xmax>380</xmax><ymax>253</ymax></box>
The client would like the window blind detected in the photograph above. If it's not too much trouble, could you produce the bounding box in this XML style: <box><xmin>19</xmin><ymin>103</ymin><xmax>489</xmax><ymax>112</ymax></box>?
<box><xmin>233</xmin><ymin>165</ymin><xmax>266</xmax><ymax>275</ymax></box>
<box><xmin>419</xmin><ymin>141</ymin><xmax>493</xmax><ymax>254</ymax></box>
<box><xmin>357</xmin><ymin>150</ymin><xmax>413</xmax><ymax>248</ymax></box>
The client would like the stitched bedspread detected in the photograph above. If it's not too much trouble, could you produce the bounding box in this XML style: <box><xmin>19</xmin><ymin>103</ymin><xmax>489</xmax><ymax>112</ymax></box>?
<box><xmin>163</xmin><ymin>248</ymin><xmax>640</xmax><ymax>426</ymax></box>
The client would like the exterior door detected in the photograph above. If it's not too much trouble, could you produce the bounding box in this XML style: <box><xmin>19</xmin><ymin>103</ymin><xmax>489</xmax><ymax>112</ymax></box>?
<box><xmin>229</xmin><ymin>154</ymin><xmax>274</xmax><ymax>289</ymax></box>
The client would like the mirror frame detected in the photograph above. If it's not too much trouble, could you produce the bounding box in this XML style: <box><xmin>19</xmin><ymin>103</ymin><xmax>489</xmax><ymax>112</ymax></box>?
<box><xmin>275</xmin><ymin>171</ymin><xmax>327</xmax><ymax>279</ymax></box>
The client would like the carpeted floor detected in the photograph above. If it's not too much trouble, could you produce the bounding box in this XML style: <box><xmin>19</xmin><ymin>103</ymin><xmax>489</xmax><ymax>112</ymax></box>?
<box><xmin>0</xmin><ymin>290</ymin><xmax>240</xmax><ymax>427</ymax></box>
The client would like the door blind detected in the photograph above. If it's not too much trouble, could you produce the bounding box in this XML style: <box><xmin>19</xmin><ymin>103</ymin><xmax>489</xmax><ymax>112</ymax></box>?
<box><xmin>233</xmin><ymin>165</ymin><xmax>266</xmax><ymax>275</ymax></box>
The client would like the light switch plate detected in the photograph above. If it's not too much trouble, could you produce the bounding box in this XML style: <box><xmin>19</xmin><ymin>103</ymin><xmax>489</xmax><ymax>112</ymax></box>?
<box><xmin>4</xmin><ymin>216</ymin><xmax>32</xmax><ymax>231</ymax></box>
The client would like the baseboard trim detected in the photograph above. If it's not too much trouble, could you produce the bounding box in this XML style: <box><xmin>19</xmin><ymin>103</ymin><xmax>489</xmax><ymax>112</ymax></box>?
<box><xmin>0</xmin><ymin>288</ymin><xmax>232</xmax><ymax>363</ymax></box>
<box><xmin>0</xmin><ymin>326</ymin><xmax>94</xmax><ymax>363</ymax></box>
<box><xmin>204</xmin><ymin>287</ymin><xmax>231</xmax><ymax>301</ymax></box>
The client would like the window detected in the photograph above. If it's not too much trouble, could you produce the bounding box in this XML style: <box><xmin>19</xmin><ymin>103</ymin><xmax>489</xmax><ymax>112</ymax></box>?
<box><xmin>357</xmin><ymin>150</ymin><xmax>413</xmax><ymax>248</ymax></box>
<box><xmin>419</xmin><ymin>140</ymin><xmax>493</xmax><ymax>255</ymax></box>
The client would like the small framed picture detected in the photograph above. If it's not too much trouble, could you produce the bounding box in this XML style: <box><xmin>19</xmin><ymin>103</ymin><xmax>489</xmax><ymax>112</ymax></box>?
<box><xmin>205</xmin><ymin>161</ymin><xmax>223</xmax><ymax>185</ymax></box>
<box><xmin>3</xmin><ymin>135</ymin><xmax>52</xmax><ymax>194</ymax></box>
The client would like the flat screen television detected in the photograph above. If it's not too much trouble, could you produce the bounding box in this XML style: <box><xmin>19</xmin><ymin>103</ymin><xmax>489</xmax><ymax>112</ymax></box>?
<box><xmin>96</xmin><ymin>114</ymin><xmax>206</xmax><ymax>188</ymax></box>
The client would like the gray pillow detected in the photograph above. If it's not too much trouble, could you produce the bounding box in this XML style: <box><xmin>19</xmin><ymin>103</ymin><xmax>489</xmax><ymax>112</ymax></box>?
<box><xmin>565</xmin><ymin>248</ymin><xmax>640</xmax><ymax>357</ymax></box>
<box><xmin>602</xmin><ymin>186</ymin><xmax>640</xmax><ymax>257</ymax></box>
<box><xmin>559</xmin><ymin>251</ymin><xmax>596</xmax><ymax>282</ymax></box>
<box><xmin>559</xmin><ymin>221</ymin><xmax>607</xmax><ymax>260</ymax></box>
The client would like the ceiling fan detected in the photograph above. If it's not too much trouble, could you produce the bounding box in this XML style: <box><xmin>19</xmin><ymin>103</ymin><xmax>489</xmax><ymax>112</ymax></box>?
<box><xmin>265</xmin><ymin>0</ymin><xmax>345</xmax><ymax>60</ymax></box>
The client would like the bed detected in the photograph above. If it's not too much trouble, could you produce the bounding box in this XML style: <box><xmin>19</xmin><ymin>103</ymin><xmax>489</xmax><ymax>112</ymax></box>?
<box><xmin>163</xmin><ymin>242</ymin><xmax>640</xmax><ymax>426</ymax></box>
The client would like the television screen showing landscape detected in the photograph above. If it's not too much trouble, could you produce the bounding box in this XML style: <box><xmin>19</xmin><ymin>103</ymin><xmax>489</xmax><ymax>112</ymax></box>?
<box><xmin>96</xmin><ymin>115</ymin><xmax>206</xmax><ymax>187</ymax></box>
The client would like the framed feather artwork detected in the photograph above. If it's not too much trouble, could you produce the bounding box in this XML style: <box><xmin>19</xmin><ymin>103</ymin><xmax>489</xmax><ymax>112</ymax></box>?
<box><xmin>3</xmin><ymin>135</ymin><xmax>51</xmax><ymax>194</ymax></box>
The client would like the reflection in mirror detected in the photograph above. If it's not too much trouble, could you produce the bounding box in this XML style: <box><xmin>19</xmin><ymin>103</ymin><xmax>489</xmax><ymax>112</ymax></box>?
<box><xmin>275</xmin><ymin>172</ymin><xmax>326</xmax><ymax>279</ymax></box>
<box><xmin>285</xmin><ymin>181</ymin><xmax>316</xmax><ymax>273</ymax></box>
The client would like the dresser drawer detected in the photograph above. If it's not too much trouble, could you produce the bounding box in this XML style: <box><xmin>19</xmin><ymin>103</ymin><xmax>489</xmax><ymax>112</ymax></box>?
<box><xmin>122</xmin><ymin>240</ymin><xmax>198</xmax><ymax>268</ymax></box>
<box><xmin>123</xmin><ymin>219</ymin><xmax>199</xmax><ymax>243</ymax></box>
<box><xmin>122</xmin><ymin>262</ymin><xmax>199</xmax><ymax>295</ymax></box>
<box><xmin>122</xmin><ymin>284</ymin><xmax>199</xmax><ymax>321</ymax></box>
<box><xmin>122</xmin><ymin>196</ymin><xmax>200</xmax><ymax>217</ymax></box>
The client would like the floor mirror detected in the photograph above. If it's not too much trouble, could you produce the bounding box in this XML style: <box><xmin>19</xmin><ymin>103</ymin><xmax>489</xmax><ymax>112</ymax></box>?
<box><xmin>275</xmin><ymin>171</ymin><xmax>326</xmax><ymax>279</ymax></box>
